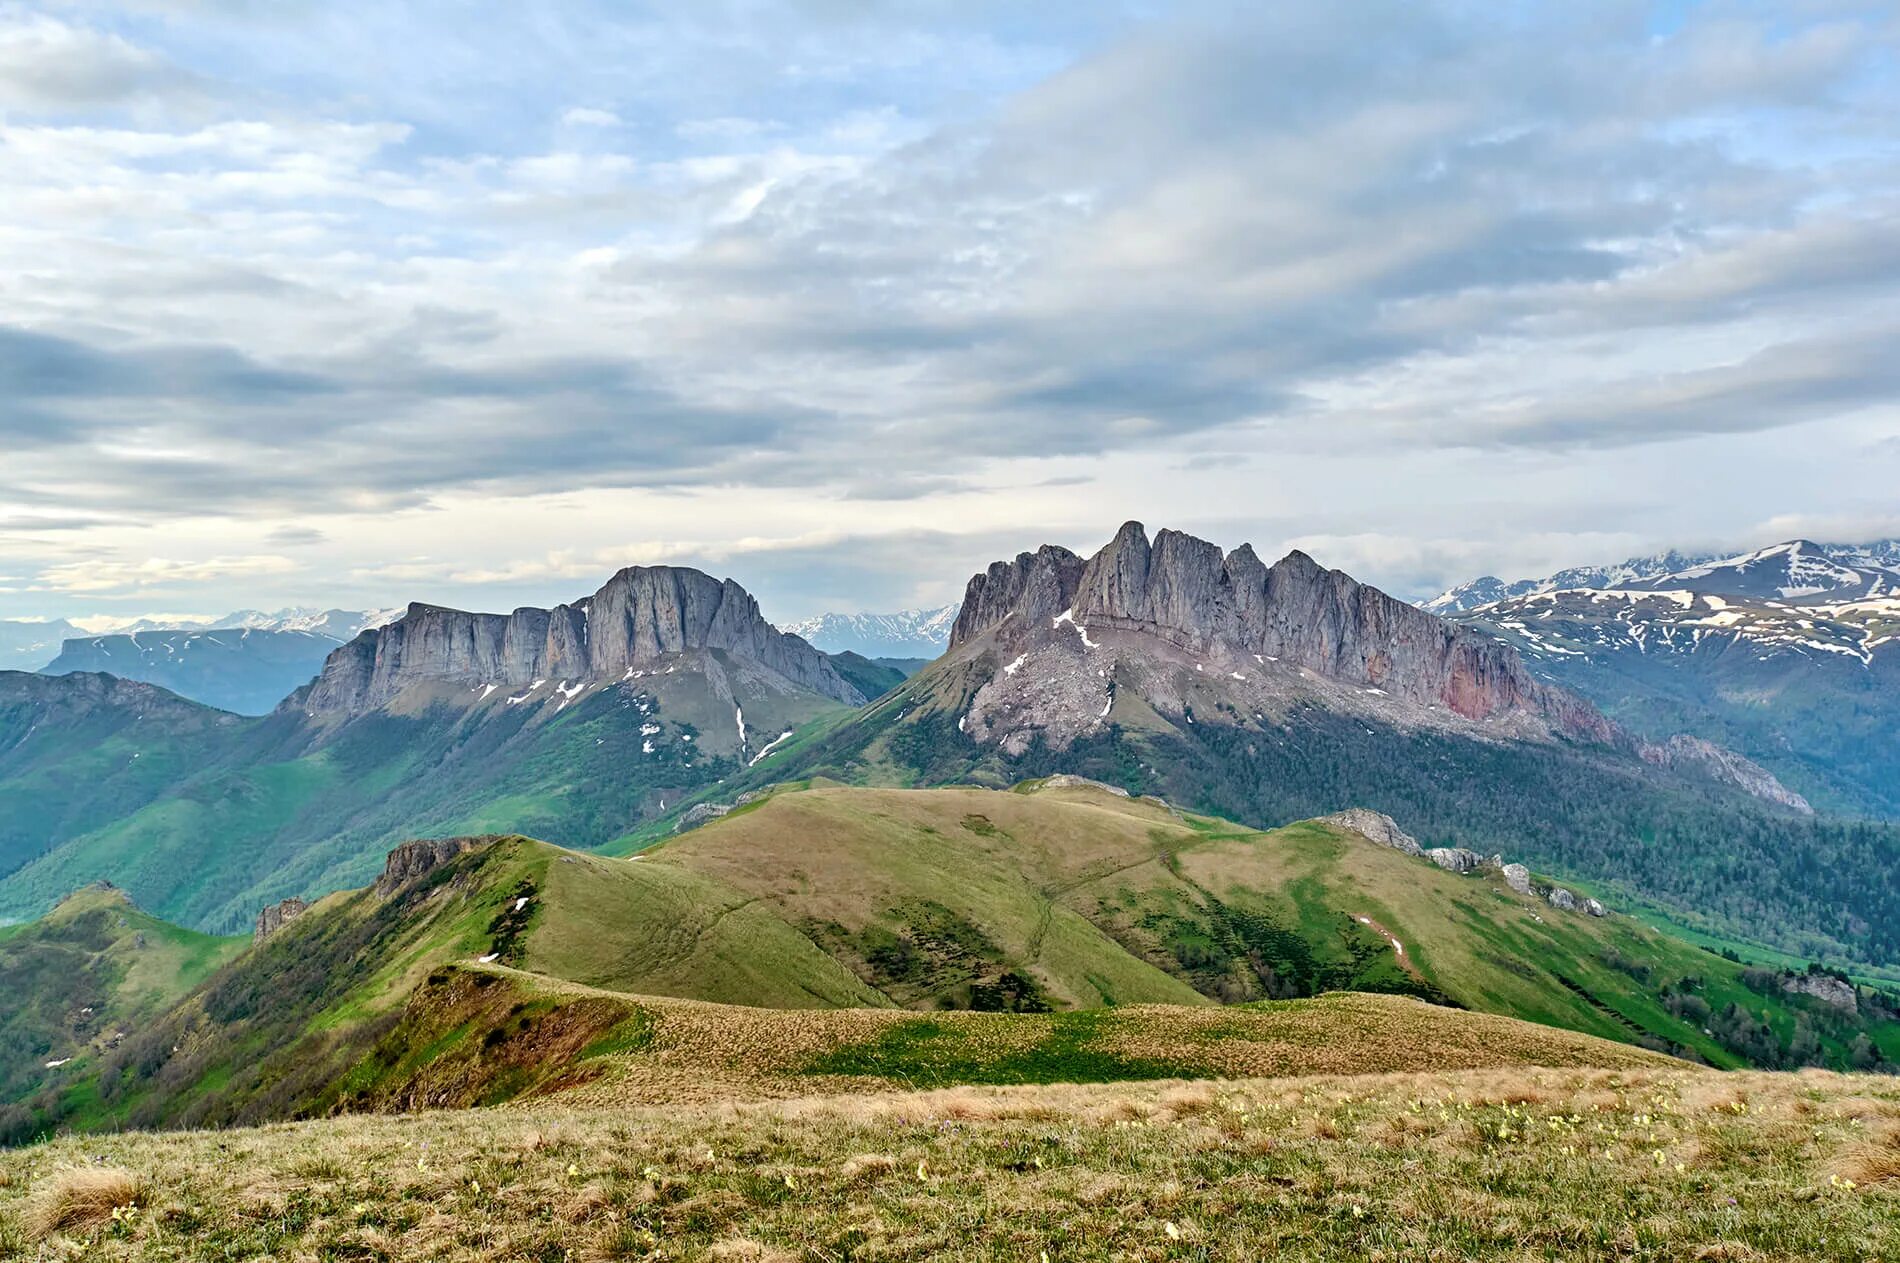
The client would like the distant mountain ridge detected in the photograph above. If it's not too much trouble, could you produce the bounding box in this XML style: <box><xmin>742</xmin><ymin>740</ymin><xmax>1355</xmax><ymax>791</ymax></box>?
<box><xmin>1442</xmin><ymin>538</ymin><xmax>1900</xmax><ymax>818</ymax></box>
<box><xmin>0</xmin><ymin>619</ymin><xmax>80</xmax><ymax>672</ymax></box>
<box><xmin>42</xmin><ymin>628</ymin><xmax>342</xmax><ymax>716</ymax></box>
<box><xmin>784</xmin><ymin>605</ymin><xmax>960</xmax><ymax>657</ymax></box>
<box><xmin>1429</xmin><ymin>538</ymin><xmax>1900</xmax><ymax>613</ymax></box>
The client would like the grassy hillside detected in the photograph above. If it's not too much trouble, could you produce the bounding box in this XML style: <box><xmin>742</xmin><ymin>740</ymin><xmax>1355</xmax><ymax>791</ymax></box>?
<box><xmin>727</xmin><ymin>653</ymin><xmax>1900</xmax><ymax>973</ymax></box>
<box><xmin>0</xmin><ymin>658</ymin><xmax>850</xmax><ymax>934</ymax></box>
<box><xmin>3</xmin><ymin>1062</ymin><xmax>1895</xmax><ymax>1260</ymax></box>
<box><xmin>9</xmin><ymin>780</ymin><xmax>1896</xmax><ymax>1142</ymax></box>
<box><xmin>0</xmin><ymin>886</ymin><xmax>242</xmax><ymax>1144</ymax></box>
<box><xmin>0</xmin><ymin>673</ymin><xmax>246</xmax><ymax>881</ymax></box>
<box><xmin>632</xmin><ymin>781</ymin><xmax>1900</xmax><ymax>1070</ymax></box>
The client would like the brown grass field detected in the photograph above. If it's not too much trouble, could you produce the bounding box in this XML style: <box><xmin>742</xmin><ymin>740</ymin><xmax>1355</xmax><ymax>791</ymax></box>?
<box><xmin>2</xmin><ymin>1060</ymin><xmax>1897</xmax><ymax>1261</ymax></box>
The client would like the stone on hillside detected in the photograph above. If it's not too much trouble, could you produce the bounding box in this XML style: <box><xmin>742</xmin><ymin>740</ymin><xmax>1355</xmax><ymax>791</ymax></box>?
<box><xmin>1547</xmin><ymin>887</ymin><xmax>1578</xmax><ymax>911</ymax></box>
<box><xmin>675</xmin><ymin>802</ymin><xmax>732</xmax><ymax>833</ymax></box>
<box><xmin>1040</xmin><ymin>774</ymin><xmax>1131</xmax><ymax>797</ymax></box>
<box><xmin>1582</xmin><ymin>898</ymin><xmax>1606</xmax><ymax>917</ymax></box>
<box><xmin>1319</xmin><ymin>809</ymin><xmax>1422</xmax><ymax>856</ymax></box>
<box><xmin>1427</xmin><ymin>847</ymin><xmax>1483</xmax><ymax>874</ymax></box>
<box><xmin>1784</xmin><ymin>973</ymin><xmax>1858</xmax><ymax>1013</ymax></box>
<box><xmin>1500</xmin><ymin>863</ymin><xmax>1531</xmax><ymax>895</ymax></box>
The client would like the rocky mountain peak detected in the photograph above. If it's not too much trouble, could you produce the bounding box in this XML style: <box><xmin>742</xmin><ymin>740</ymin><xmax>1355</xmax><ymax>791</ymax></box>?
<box><xmin>949</xmin><ymin>522</ymin><xmax>1617</xmax><ymax>744</ymax></box>
<box><xmin>300</xmin><ymin>564</ymin><xmax>862</xmax><ymax>716</ymax></box>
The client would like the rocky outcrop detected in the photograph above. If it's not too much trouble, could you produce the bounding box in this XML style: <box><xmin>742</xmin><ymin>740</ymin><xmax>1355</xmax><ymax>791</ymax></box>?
<box><xmin>1547</xmin><ymin>887</ymin><xmax>1578</xmax><ymax>911</ymax></box>
<box><xmin>373</xmin><ymin>837</ymin><xmax>487</xmax><ymax>898</ymax></box>
<box><xmin>1582</xmin><ymin>898</ymin><xmax>1606</xmax><ymax>917</ymax></box>
<box><xmin>1784</xmin><ymin>973</ymin><xmax>1858</xmax><ymax>1013</ymax></box>
<box><xmin>674</xmin><ymin>802</ymin><xmax>732</xmax><ymax>833</ymax></box>
<box><xmin>950</xmin><ymin>522</ymin><xmax>1618</xmax><ymax>742</ymax></box>
<box><xmin>1639</xmin><ymin>735</ymin><xmax>1813</xmax><ymax>814</ymax></box>
<box><xmin>1427</xmin><ymin>847</ymin><xmax>1484</xmax><ymax>874</ymax></box>
<box><xmin>299</xmin><ymin>566</ymin><xmax>862</xmax><ymax>716</ymax></box>
<box><xmin>253</xmin><ymin>897</ymin><xmax>308</xmax><ymax>944</ymax></box>
<box><xmin>1039</xmin><ymin>774</ymin><xmax>1132</xmax><ymax>798</ymax></box>
<box><xmin>1320</xmin><ymin>809</ymin><xmax>1422</xmax><ymax>857</ymax></box>
<box><xmin>1500</xmin><ymin>863</ymin><xmax>1531</xmax><ymax>895</ymax></box>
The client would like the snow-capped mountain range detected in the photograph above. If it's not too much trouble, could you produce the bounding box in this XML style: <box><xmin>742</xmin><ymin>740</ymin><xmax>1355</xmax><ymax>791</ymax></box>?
<box><xmin>1427</xmin><ymin>539</ymin><xmax>1900</xmax><ymax>614</ymax></box>
<box><xmin>783</xmin><ymin>605</ymin><xmax>960</xmax><ymax>658</ymax></box>
<box><xmin>1439</xmin><ymin>540</ymin><xmax>1900</xmax><ymax>669</ymax></box>
<box><xmin>1444</xmin><ymin>539</ymin><xmax>1900</xmax><ymax>818</ymax></box>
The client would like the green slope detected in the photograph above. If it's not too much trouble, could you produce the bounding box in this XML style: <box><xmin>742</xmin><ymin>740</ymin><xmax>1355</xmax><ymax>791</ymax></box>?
<box><xmin>0</xmin><ymin>885</ymin><xmax>242</xmax><ymax>1144</ymax></box>
<box><xmin>641</xmin><ymin>781</ymin><xmax>1900</xmax><ymax>1069</ymax></box>
<box><xmin>713</xmin><ymin>651</ymin><xmax>1900</xmax><ymax>974</ymax></box>
<box><xmin>10</xmin><ymin>781</ymin><xmax>1895</xmax><ymax>1139</ymax></box>
<box><xmin>0</xmin><ymin>658</ymin><xmax>851</xmax><ymax>934</ymax></box>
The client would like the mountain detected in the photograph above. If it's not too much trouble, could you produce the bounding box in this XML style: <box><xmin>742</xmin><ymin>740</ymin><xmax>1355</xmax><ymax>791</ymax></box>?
<box><xmin>217</xmin><ymin>606</ymin><xmax>405</xmax><ymax>640</ymax></box>
<box><xmin>710</xmin><ymin>522</ymin><xmax>1900</xmax><ymax>972</ymax></box>
<box><xmin>41</xmin><ymin>628</ymin><xmax>342</xmax><ymax>716</ymax></box>
<box><xmin>4</xmin><ymin>782</ymin><xmax>1892</xmax><ymax>1142</ymax></box>
<box><xmin>0</xmin><ymin>565</ymin><xmax>865</xmax><ymax>934</ymax></box>
<box><xmin>1428</xmin><ymin>538</ymin><xmax>1900</xmax><ymax>613</ymax></box>
<box><xmin>301</xmin><ymin>566</ymin><xmax>862</xmax><ymax>717</ymax></box>
<box><xmin>0</xmin><ymin>672</ymin><xmax>247</xmax><ymax>883</ymax></box>
<box><xmin>784</xmin><ymin>605</ymin><xmax>960</xmax><ymax>657</ymax></box>
<box><xmin>0</xmin><ymin>619</ymin><xmax>79</xmax><ymax>672</ymax></box>
<box><xmin>1445</xmin><ymin>540</ymin><xmax>1900</xmax><ymax>818</ymax></box>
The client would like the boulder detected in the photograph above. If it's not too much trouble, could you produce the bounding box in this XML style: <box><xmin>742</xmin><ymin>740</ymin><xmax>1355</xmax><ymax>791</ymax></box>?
<box><xmin>675</xmin><ymin>802</ymin><xmax>732</xmax><ymax>833</ymax></box>
<box><xmin>1318</xmin><ymin>809</ymin><xmax>1421</xmax><ymax>856</ymax></box>
<box><xmin>1547</xmin><ymin>887</ymin><xmax>1578</xmax><ymax>912</ymax></box>
<box><xmin>1427</xmin><ymin>847</ymin><xmax>1484</xmax><ymax>874</ymax></box>
<box><xmin>1582</xmin><ymin>898</ymin><xmax>1606</xmax><ymax>917</ymax></box>
<box><xmin>1500</xmin><ymin>863</ymin><xmax>1532</xmax><ymax>895</ymax></box>
<box><xmin>1784</xmin><ymin>973</ymin><xmax>1858</xmax><ymax>1013</ymax></box>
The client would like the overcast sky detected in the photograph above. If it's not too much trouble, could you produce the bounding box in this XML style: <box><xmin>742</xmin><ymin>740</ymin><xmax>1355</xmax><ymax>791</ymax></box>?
<box><xmin>3</xmin><ymin>0</ymin><xmax>1899</xmax><ymax>627</ymax></box>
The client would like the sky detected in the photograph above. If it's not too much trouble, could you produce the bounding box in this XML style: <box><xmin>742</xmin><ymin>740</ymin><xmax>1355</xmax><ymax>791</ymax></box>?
<box><xmin>3</xmin><ymin>0</ymin><xmax>1900</xmax><ymax>629</ymax></box>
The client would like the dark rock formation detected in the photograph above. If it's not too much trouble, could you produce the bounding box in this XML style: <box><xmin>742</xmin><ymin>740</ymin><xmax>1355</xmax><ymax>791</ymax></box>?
<box><xmin>373</xmin><ymin>837</ymin><xmax>487</xmax><ymax>898</ymax></box>
<box><xmin>299</xmin><ymin>565</ymin><xmax>861</xmax><ymax>716</ymax></box>
<box><xmin>253</xmin><ymin>897</ymin><xmax>308</xmax><ymax>944</ymax></box>
<box><xmin>950</xmin><ymin>522</ymin><xmax>1618</xmax><ymax>742</ymax></box>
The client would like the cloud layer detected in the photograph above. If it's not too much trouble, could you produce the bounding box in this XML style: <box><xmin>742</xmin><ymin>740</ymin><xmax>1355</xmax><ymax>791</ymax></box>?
<box><xmin>2</xmin><ymin>1</ymin><xmax>1898</xmax><ymax>619</ymax></box>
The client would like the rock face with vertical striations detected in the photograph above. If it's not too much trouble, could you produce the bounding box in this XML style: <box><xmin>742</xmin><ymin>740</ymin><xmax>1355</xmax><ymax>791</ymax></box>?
<box><xmin>947</xmin><ymin>521</ymin><xmax>1620</xmax><ymax>749</ymax></box>
<box><xmin>299</xmin><ymin>566</ymin><xmax>863</xmax><ymax>716</ymax></box>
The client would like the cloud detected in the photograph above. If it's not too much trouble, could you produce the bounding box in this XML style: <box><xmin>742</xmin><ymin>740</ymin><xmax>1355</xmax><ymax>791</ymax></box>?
<box><xmin>2</xmin><ymin>1</ymin><xmax>1899</xmax><ymax>617</ymax></box>
<box><xmin>560</xmin><ymin>107</ymin><xmax>621</xmax><ymax>128</ymax></box>
<box><xmin>33</xmin><ymin>554</ymin><xmax>298</xmax><ymax>595</ymax></box>
<box><xmin>0</xmin><ymin>12</ymin><xmax>199</xmax><ymax>112</ymax></box>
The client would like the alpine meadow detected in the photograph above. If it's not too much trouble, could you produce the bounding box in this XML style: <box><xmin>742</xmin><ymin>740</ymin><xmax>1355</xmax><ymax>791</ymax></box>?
<box><xmin>3</xmin><ymin>3</ymin><xmax>1900</xmax><ymax>1260</ymax></box>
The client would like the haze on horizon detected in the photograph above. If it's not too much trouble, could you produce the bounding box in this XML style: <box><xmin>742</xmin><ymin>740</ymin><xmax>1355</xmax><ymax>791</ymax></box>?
<box><xmin>3</xmin><ymin>0</ymin><xmax>1900</xmax><ymax>627</ymax></box>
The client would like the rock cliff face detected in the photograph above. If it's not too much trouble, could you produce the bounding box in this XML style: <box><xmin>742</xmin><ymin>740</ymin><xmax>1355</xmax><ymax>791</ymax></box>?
<box><xmin>1639</xmin><ymin>734</ymin><xmax>1813</xmax><ymax>814</ymax></box>
<box><xmin>301</xmin><ymin>565</ymin><xmax>861</xmax><ymax>716</ymax></box>
<box><xmin>373</xmin><ymin>837</ymin><xmax>487</xmax><ymax>899</ymax></box>
<box><xmin>253</xmin><ymin>897</ymin><xmax>308</xmax><ymax>944</ymax></box>
<box><xmin>951</xmin><ymin>522</ymin><xmax>1618</xmax><ymax>742</ymax></box>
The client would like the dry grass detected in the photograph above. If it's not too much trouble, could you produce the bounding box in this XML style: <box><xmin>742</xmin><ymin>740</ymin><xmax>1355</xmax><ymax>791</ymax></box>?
<box><xmin>25</xmin><ymin>1167</ymin><xmax>148</xmax><ymax>1241</ymax></box>
<box><xmin>2</xmin><ymin>1065</ymin><xmax>1897</xmax><ymax>1260</ymax></box>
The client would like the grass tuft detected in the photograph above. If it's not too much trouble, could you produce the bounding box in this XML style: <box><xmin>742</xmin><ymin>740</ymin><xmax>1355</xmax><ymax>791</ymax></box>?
<box><xmin>28</xmin><ymin>1166</ymin><xmax>149</xmax><ymax>1240</ymax></box>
